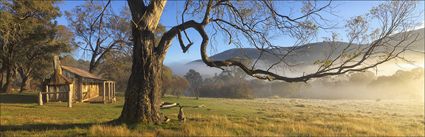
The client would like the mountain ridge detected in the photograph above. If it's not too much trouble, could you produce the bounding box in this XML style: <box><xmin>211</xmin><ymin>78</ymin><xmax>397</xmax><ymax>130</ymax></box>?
<box><xmin>189</xmin><ymin>28</ymin><xmax>424</xmax><ymax>65</ymax></box>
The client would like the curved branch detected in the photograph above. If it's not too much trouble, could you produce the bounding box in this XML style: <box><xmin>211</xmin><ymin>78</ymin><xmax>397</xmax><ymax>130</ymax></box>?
<box><xmin>155</xmin><ymin>20</ymin><xmax>202</xmax><ymax>55</ymax></box>
<box><xmin>156</xmin><ymin>0</ymin><xmax>213</xmax><ymax>55</ymax></box>
<box><xmin>177</xmin><ymin>30</ymin><xmax>193</xmax><ymax>53</ymax></box>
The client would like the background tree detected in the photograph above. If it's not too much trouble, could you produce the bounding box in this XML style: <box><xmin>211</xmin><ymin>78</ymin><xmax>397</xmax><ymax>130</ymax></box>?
<box><xmin>162</xmin><ymin>69</ymin><xmax>189</xmax><ymax>98</ymax></box>
<box><xmin>184</xmin><ymin>69</ymin><xmax>203</xmax><ymax>100</ymax></box>
<box><xmin>0</xmin><ymin>0</ymin><xmax>72</xmax><ymax>93</ymax></box>
<box><xmin>119</xmin><ymin>0</ymin><xmax>421</xmax><ymax>124</ymax></box>
<box><xmin>65</xmin><ymin>1</ymin><xmax>131</xmax><ymax>73</ymax></box>
<box><xmin>96</xmin><ymin>51</ymin><xmax>132</xmax><ymax>92</ymax></box>
<box><xmin>161</xmin><ymin>66</ymin><xmax>173</xmax><ymax>97</ymax></box>
<box><xmin>200</xmin><ymin>70</ymin><xmax>253</xmax><ymax>99</ymax></box>
<box><xmin>16</xmin><ymin>25</ymin><xmax>73</xmax><ymax>92</ymax></box>
<box><xmin>171</xmin><ymin>76</ymin><xmax>189</xmax><ymax>99</ymax></box>
<box><xmin>61</xmin><ymin>55</ymin><xmax>91</xmax><ymax>70</ymax></box>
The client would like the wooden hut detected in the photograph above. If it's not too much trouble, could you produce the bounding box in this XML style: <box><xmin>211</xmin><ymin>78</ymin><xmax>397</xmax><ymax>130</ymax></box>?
<box><xmin>40</xmin><ymin>56</ymin><xmax>116</xmax><ymax>107</ymax></box>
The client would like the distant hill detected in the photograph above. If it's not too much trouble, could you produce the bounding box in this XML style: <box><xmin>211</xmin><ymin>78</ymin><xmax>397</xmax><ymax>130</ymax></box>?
<box><xmin>190</xmin><ymin>28</ymin><xmax>424</xmax><ymax>65</ymax></box>
<box><xmin>179</xmin><ymin>28</ymin><xmax>423</xmax><ymax>77</ymax></box>
<box><xmin>190</xmin><ymin>41</ymin><xmax>359</xmax><ymax>65</ymax></box>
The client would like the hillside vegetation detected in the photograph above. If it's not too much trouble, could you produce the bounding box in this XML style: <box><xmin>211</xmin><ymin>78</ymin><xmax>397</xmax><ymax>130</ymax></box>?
<box><xmin>1</xmin><ymin>93</ymin><xmax>424</xmax><ymax>136</ymax></box>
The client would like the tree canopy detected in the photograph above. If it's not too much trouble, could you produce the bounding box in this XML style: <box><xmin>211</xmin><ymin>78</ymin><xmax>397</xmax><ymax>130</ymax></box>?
<box><xmin>0</xmin><ymin>0</ymin><xmax>72</xmax><ymax>92</ymax></box>
<box><xmin>65</xmin><ymin>1</ymin><xmax>131</xmax><ymax>72</ymax></box>
<box><xmin>184</xmin><ymin>69</ymin><xmax>203</xmax><ymax>99</ymax></box>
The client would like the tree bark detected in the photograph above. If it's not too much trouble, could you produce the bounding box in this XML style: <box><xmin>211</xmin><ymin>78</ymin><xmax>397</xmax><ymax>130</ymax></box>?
<box><xmin>117</xmin><ymin>0</ymin><xmax>168</xmax><ymax>124</ymax></box>
<box><xmin>118</xmin><ymin>26</ymin><xmax>164</xmax><ymax>124</ymax></box>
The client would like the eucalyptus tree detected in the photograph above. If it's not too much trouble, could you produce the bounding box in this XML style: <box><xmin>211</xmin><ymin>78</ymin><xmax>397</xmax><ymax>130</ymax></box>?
<box><xmin>171</xmin><ymin>76</ymin><xmax>189</xmax><ymax>99</ymax></box>
<box><xmin>65</xmin><ymin>1</ymin><xmax>132</xmax><ymax>73</ymax></box>
<box><xmin>184</xmin><ymin>69</ymin><xmax>203</xmax><ymax>100</ymax></box>
<box><xmin>0</xmin><ymin>0</ymin><xmax>72</xmax><ymax>93</ymax></box>
<box><xmin>16</xmin><ymin>25</ymin><xmax>73</xmax><ymax>92</ymax></box>
<box><xmin>118</xmin><ymin>0</ymin><xmax>421</xmax><ymax>124</ymax></box>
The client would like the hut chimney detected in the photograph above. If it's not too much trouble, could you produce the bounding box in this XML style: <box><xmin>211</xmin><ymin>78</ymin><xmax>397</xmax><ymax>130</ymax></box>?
<box><xmin>53</xmin><ymin>55</ymin><xmax>62</xmax><ymax>75</ymax></box>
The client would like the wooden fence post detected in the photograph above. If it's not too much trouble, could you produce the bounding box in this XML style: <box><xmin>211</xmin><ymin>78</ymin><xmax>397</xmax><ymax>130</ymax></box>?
<box><xmin>68</xmin><ymin>85</ymin><xmax>72</xmax><ymax>108</ymax></box>
<box><xmin>56</xmin><ymin>87</ymin><xmax>59</xmax><ymax>100</ymax></box>
<box><xmin>103</xmin><ymin>82</ymin><xmax>106</xmax><ymax>104</ymax></box>
<box><xmin>108</xmin><ymin>82</ymin><xmax>111</xmax><ymax>102</ymax></box>
<box><xmin>38</xmin><ymin>92</ymin><xmax>43</xmax><ymax>106</ymax></box>
<box><xmin>45</xmin><ymin>86</ymin><xmax>49</xmax><ymax>102</ymax></box>
<box><xmin>112</xmin><ymin>82</ymin><xmax>116</xmax><ymax>102</ymax></box>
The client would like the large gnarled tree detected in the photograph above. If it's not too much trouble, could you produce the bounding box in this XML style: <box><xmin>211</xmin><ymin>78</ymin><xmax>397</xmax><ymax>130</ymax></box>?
<box><xmin>119</xmin><ymin>0</ymin><xmax>421</xmax><ymax>124</ymax></box>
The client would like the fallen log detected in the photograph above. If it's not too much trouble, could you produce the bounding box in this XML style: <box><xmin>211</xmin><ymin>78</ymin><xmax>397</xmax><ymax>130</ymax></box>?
<box><xmin>160</xmin><ymin>102</ymin><xmax>179</xmax><ymax>109</ymax></box>
<box><xmin>159</xmin><ymin>102</ymin><xmax>206</xmax><ymax>109</ymax></box>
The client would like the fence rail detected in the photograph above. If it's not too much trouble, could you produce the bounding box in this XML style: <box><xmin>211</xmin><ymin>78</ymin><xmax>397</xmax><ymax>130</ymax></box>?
<box><xmin>38</xmin><ymin>91</ymin><xmax>72</xmax><ymax>107</ymax></box>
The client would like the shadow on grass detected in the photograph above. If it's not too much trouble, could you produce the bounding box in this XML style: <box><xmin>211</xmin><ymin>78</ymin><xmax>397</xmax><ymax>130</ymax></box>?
<box><xmin>0</xmin><ymin>93</ymin><xmax>37</xmax><ymax>104</ymax></box>
<box><xmin>114</xmin><ymin>105</ymin><xmax>123</xmax><ymax>108</ymax></box>
<box><xmin>0</xmin><ymin>119</ymin><xmax>133</xmax><ymax>133</ymax></box>
<box><xmin>0</xmin><ymin>123</ymin><xmax>95</xmax><ymax>132</ymax></box>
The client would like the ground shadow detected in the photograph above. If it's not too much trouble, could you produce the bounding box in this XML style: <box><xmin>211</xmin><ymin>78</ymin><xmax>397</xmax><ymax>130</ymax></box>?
<box><xmin>0</xmin><ymin>93</ymin><xmax>37</xmax><ymax>104</ymax></box>
<box><xmin>0</xmin><ymin>123</ymin><xmax>95</xmax><ymax>132</ymax></box>
<box><xmin>114</xmin><ymin>105</ymin><xmax>123</xmax><ymax>108</ymax></box>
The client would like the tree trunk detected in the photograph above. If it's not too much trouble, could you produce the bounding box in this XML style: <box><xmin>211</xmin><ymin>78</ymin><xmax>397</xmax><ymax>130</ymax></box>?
<box><xmin>19</xmin><ymin>75</ymin><xmax>31</xmax><ymax>93</ymax></box>
<box><xmin>191</xmin><ymin>87</ymin><xmax>196</xmax><ymax>99</ymax></box>
<box><xmin>118</xmin><ymin>27</ymin><xmax>164</xmax><ymax>124</ymax></box>
<box><xmin>89</xmin><ymin>53</ymin><xmax>103</xmax><ymax>73</ymax></box>
<box><xmin>0</xmin><ymin>70</ymin><xmax>3</xmax><ymax>87</ymax></box>
<box><xmin>1</xmin><ymin>67</ymin><xmax>12</xmax><ymax>93</ymax></box>
<box><xmin>0</xmin><ymin>70</ymin><xmax>4</xmax><ymax>92</ymax></box>
<box><xmin>18</xmin><ymin>68</ymin><xmax>31</xmax><ymax>92</ymax></box>
<box><xmin>89</xmin><ymin>65</ymin><xmax>94</xmax><ymax>73</ymax></box>
<box><xmin>196</xmin><ymin>87</ymin><xmax>199</xmax><ymax>100</ymax></box>
<box><xmin>117</xmin><ymin>0</ymin><xmax>167</xmax><ymax>124</ymax></box>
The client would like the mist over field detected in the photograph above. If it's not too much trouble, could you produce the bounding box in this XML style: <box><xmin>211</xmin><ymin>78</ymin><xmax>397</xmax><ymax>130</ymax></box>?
<box><xmin>165</xmin><ymin>62</ymin><xmax>423</xmax><ymax>101</ymax></box>
<box><xmin>167</xmin><ymin>28</ymin><xmax>424</xmax><ymax>100</ymax></box>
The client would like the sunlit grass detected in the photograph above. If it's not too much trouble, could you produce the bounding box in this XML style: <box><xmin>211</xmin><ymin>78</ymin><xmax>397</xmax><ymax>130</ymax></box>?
<box><xmin>1</xmin><ymin>93</ymin><xmax>424</xmax><ymax>136</ymax></box>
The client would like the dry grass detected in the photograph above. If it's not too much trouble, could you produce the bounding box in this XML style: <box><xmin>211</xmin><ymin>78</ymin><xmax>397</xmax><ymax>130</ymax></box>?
<box><xmin>87</xmin><ymin>124</ymin><xmax>158</xmax><ymax>137</ymax></box>
<box><xmin>88</xmin><ymin>125</ymin><xmax>132</xmax><ymax>136</ymax></box>
<box><xmin>1</xmin><ymin>93</ymin><xmax>424</xmax><ymax>136</ymax></box>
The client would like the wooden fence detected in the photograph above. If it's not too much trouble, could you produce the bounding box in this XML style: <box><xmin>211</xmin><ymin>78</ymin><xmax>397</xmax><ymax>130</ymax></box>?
<box><xmin>38</xmin><ymin>91</ymin><xmax>73</xmax><ymax>108</ymax></box>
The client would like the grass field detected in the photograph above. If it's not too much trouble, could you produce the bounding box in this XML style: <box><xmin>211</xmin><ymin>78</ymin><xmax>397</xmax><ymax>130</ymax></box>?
<box><xmin>0</xmin><ymin>93</ymin><xmax>424</xmax><ymax>136</ymax></box>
